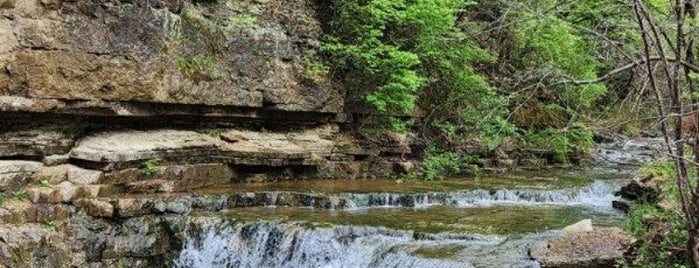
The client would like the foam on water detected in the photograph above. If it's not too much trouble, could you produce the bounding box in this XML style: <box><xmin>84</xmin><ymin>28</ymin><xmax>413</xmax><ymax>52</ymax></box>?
<box><xmin>174</xmin><ymin>218</ymin><xmax>497</xmax><ymax>268</ymax></box>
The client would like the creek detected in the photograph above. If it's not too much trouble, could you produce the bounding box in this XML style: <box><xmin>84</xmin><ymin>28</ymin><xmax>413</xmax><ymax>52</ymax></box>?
<box><xmin>173</xmin><ymin>138</ymin><xmax>662</xmax><ymax>268</ymax></box>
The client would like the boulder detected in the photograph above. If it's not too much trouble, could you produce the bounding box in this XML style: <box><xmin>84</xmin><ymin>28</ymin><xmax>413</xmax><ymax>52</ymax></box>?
<box><xmin>561</xmin><ymin>219</ymin><xmax>593</xmax><ymax>235</ymax></box>
<box><xmin>615</xmin><ymin>174</ymin><xmax>660</xmax><ymax>202</ymax></box>
<box><xmin>530</xmin><ymin>226</ymin><xmax>635</xmax><ymax>268</ymax></box>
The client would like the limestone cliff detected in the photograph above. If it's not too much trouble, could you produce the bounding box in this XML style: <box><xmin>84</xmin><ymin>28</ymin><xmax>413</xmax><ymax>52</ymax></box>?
<box><xmin>0</xmin><ymin>0</ymin><xmax>342</xmax><ymax>113</ymax></box>
<box><xmin>0</xmin><ymin>1</ymin><xmax>417</xmax><ymax>266</ymax></box>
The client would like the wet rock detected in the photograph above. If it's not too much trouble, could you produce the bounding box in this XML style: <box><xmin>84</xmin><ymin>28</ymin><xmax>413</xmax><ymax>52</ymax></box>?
<box><xmin>615</xmin><ymin>174</ymin><xmax>660</xmax><ymax>202</ymax></box>
<box><xmin>530</xmin><ymin>227</ymin><xmax>635</xmax><ymax>268</ymax></box>
<box><xmin>115</xmin><ymin>198</ymin><xmax>149</xmax><ymax>218</ymax></box>
<box><xmin>612</xmin><ymin>200</ymin><xmax>631</xmax><ymax>213</ymax></box>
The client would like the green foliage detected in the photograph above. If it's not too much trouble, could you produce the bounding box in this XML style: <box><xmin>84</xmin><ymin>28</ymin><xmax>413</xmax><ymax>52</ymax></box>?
<box><xmin>323</xmin><ymin>0</ymin><xmax>513</xmax><ymax>149</ymax></box>
<box><xmin>43</xmin><ymin>220</ymin><xmax>61</xmax><ymax>231</ymax></box>
<box><xmin>228</xmin><ymin>14</ymin><xmax>258</xmax><ymax>28</ymax></box>
<box><xmin>177</xmin><ymin>55</ymin><xmax>222</xmax><ymax>83</ymax></box>
<box><xmin>515</xmin><ymin>9</ymin><xmax>607</xmax><ymax>107</ymax></box>
<box><xmin>623</xmin><ymin>160</ymin><xmax>691</xmax><ymax>268</ymax></box>
<box><xmin>301</xmin><ymin>57</ymin><xmax>330</xmax><ymax>86</ymax></box>
<box><xmin>139</xmin><ymin>158</ymin><xmax>161</xmax><ymax>177</ymax></box>
<box><xmin>524</xmin><ymin>125</ymin><xmax>594</xmax><ymax>162</ymax></box>
<box><xmin>624</xmin><ymin>203</ymin><xmax>689</xmax><ymax>268</ymax></box>
<box><xmin>121</xmin><ymin>225</ymin><xmax>135</xmax><ymax>236</ymax></box>
<box><xmin>11</xmin><ymin>189</ymin><xmax>27</xmax><ymax>201</ymax></box>
<box><xmin>417</xmin><ymin>150</ymin><xmax>461</xmax><ymax>181</ymax></box>
<box><xmin>38</xmin><ymin>179</ymin><xmax>52</xmax><ymax>188</ymax></box>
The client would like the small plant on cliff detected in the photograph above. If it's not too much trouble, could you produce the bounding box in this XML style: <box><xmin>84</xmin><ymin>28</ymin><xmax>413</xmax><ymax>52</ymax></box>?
<box><xmin>177</xmin><ymin>55</ymin><xmax>222</xmax><ymax>83</ymax></box>
<box><xmin>43</xmin><ymin>220</ymin><xmax>61</xmax><ymax>231</ymax></box>
<box><xmin>139</xmin><ymin>158</ymin><xmax>161</xmax><ymax>177</ymax></box>
<box><xmin>11</xmin><ymin>189</ymin><xmax>27</xmax><ymax>201</ymax></box>
<box><xmin>38</xmin><ymin>178</ymin><xmax>52</xmax><ymax>188</ymax></box>
<box><xmin>121</xmin><ymin>225</ymin><xmax>135</xmax><ymax>236</ymax></box>
<box><xmin>301</xmin><ymin>57</ymin><xmax>330</xmax><ymax>87</ymax></box>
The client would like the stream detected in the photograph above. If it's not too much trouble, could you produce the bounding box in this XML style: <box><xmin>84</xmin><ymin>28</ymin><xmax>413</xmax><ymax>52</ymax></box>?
<box><xmin>173</xmin><ymin>139</ymin><xmax>663</xmax><ymax>268</ymax></box>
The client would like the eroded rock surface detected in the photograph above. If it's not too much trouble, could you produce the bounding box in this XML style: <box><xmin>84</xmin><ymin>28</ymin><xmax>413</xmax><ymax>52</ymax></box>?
<box><xmin>530</xmin><ymin>223</ymin><xmax>635</xmax><ymax>268</ymax></box>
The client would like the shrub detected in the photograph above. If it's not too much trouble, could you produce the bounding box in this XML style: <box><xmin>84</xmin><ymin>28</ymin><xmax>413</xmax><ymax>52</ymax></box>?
<box><xmin>523</xmin><ymin>125</ymin><xmax>594</xmax><ymax>162</ymax></box>
<box><xmin>417</xmin><ymin>151</ymin><xmax>461</xmax><ymax>181</ymax></box>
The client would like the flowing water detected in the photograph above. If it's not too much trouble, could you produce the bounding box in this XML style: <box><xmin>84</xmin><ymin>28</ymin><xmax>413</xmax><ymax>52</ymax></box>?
<box><xmin>173</xmin><ymin>139</ymin><xmax>663</xmax><ymax>268</ymax></box>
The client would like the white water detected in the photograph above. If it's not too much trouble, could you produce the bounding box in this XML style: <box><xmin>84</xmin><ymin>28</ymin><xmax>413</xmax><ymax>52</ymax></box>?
<box><xmin>175</xmin><ymin>137</ymin><xmax>657</xmax><ymax>268</ymax></box>
<box><xmin>174</xmin><ymin>218</ymin><xmax>499</xmax><ymax>268</ymax></box>
<box><xmin>338</xmin><ymin>180</ymin><xmax>621</xmax><ymax>210</ymax></box>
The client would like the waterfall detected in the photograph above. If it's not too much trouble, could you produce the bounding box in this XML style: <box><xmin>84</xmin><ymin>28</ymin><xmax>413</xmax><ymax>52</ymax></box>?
<box><xmin>174</xmin><ymin>218</ymin><xmax>493</xmax><ymax>268</ymax></box>
<box><xmin>337</xmin><ymin>180</ymin><xmax>620</xmax><ymax>210</ymax></box>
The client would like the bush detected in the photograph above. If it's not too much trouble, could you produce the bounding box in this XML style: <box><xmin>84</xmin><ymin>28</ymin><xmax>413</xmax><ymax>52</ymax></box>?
<box><xmin>523</xmin><ymin>125</ymin><xmax>594</xmax><ymax>162</ymax></box>
<box><xmin>417</xmin><ymin>151</ymin><xmax>461</xmax><ymax>181</ymax></box>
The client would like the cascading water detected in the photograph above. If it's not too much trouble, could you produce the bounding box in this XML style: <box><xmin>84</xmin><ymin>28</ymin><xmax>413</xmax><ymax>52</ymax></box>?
<box><xmin>339</xmin><ymin>180</ymin><xmax>622</xmax><ymax>209</ymax></box>
<box><xmin>174</xmin><ymin>139</ymin><xmax>656</xmax><ymax>268</ymax></box>
<box><xmin>174</xmin><ymin>217</ymin><xmax>501</xmax><ymax>268</ymax></box>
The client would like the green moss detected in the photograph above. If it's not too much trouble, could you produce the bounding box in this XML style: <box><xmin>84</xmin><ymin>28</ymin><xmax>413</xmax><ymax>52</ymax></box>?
<box><xmin>229</xmin><ymin>14</ymin><xmax>258</xmax><ymax>28</ymax></box>
<box><xmin>413</xmin><ymin>245</ymin><xmax>467</xmax><ymax>259</ymax></box>
<box><xmin>177</xmin><ymin>55</ymin><xmax>222</xmax><ymax>83</ymax></box>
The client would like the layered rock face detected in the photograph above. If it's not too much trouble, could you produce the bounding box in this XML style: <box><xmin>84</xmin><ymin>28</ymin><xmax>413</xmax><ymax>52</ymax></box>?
<box><xmin>0</xmin><ymin>0</ymin><xmax>420</xmax><ymax>266</ymax></box>
<box><xmin>0</xmin><ymin>0</ymin><xmax>341</xmax><ymax>112</ymax></box>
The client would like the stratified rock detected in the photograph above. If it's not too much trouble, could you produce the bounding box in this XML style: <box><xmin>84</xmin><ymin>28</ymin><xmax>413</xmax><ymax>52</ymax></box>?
<box><xmin>70</xmin><ymin>130</ymin><xmax>222</xmax><ymax>166</ymax></box>
<box><xmin>79</xmin><ymin>199</ymin><xmax>114</xmax><ymax>218</ymax></box>
<box><xmin>102</xmin><ymin>163</ymin><xmax>233</xmax><ymax>189</ymax></box>
<box><xmin>0</xmin><ymin>160</ymin><xmax>43</xmax><ymax>191</ymax></box>
<box><xmin>1</xmin><ymin>0</ymin><xmax>342</xmax><ymax>113</ymax></box>
<box><xmin>530</xmin><ymin>227</ymin><xmax>635</xmax><ymax>268</ymax></box>
<box><xmin>33</xmin><ymin>164</ymin><xmax>69</xmax><ymax>184</ymax></box>
<box><xmin>42</xmin><ymin>154</ymin><xmax>70</xmax><ymax>166</ymax></box>
<box><xmin>67</xmin><ymin>166</ymin><xmax>103</xmax><ymax>185</ymax></box>
<box><xmin>124</xmin><ymin>180</ymin><xmax>175</xmax><ymax>194</ymax></box>
<box><xmin>0</xmin><ymin>128</ymin><xmax>75</xmax><ymax>158</ymax></box>
<box><xmin>0</xmin><ymin>224</ymin><xmax>71</xmax><ymax>268</ymax></box>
